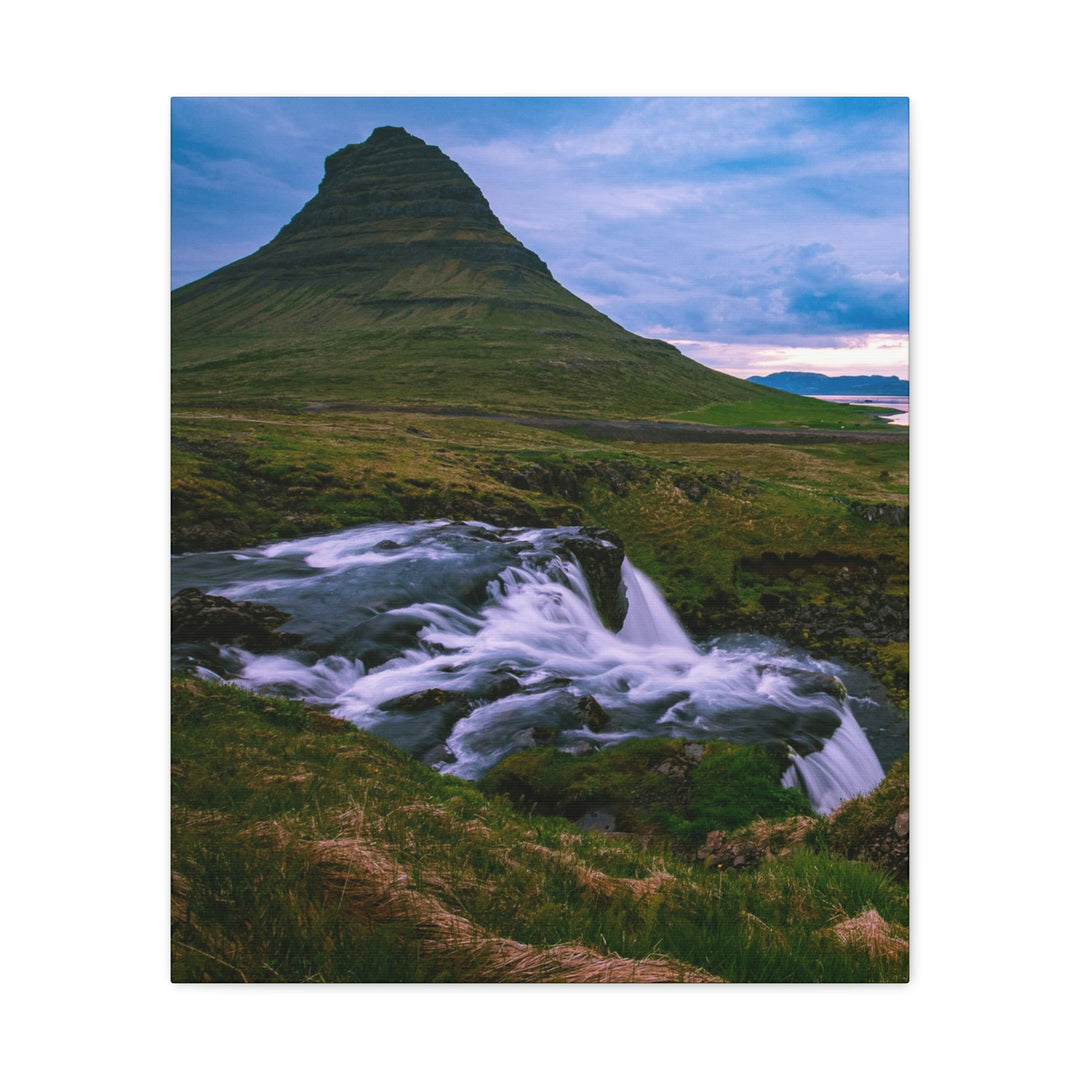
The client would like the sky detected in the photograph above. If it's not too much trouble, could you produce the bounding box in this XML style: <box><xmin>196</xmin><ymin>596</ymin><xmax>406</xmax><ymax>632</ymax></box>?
<box><xmin>172</xmin><ymin>97</ymin><xmax>908</xmax><ymax>380</ymax></box>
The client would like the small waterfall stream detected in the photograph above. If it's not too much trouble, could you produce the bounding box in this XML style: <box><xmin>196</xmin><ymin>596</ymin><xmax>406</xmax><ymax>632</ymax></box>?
<box><xmin>172</xmin><ymin>521</ymin><xmax>892</xmax><ymax>813</ymax></box>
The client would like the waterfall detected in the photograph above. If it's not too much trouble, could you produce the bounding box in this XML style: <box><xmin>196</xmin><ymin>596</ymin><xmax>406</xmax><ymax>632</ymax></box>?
<box><xmin>618</xmin><ymin>561</ymin><xmax>696</xmax><ymax>651</ymax></box>
<box><xmin>783</xmin><ymin>712</ymin><xmax>886</xmax><ymax>816</ymax></box>
<box><xmin>173</xmin><ymin>521</ymin><xmax>890</xmax><ymax>813</ymax></box>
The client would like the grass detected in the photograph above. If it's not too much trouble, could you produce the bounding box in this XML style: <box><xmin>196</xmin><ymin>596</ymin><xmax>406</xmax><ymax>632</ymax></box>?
<box><xmin>172</xmin><ymin>677</ymin><xmax>908</xmax><ymax>983</ymax></box>
<box><xmin>169</xmin><ymin>411</ymin><xmax>909</xmax><ymax>983</ymax></box>
<box><xmin>170</xmin><ymin>387</ymin><xmax>909</xmax><ymax>986</ymax></box>
<box><xmin>478</xmin><ymin>737</ymin><xmax>812</xmax><ymax>847</ymax></box>
<box><xmin>171</xmin><ymin>409</ymin><xmax>907</xmax><ymax>570</ymax></box>
<box><xmin>675</xmin><ymin>396</ymin><xmax>893</xmax><ymax>430</ymax></box>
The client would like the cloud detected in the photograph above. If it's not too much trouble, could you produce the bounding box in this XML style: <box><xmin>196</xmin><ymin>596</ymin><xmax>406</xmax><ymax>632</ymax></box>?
<box><xmin>671</xmin><ymin>333</ymin><xmax>909</xmax><ymax>379</ymax></box>
<box><xmin>748</xmin><ymin>243</ymin><xmax>909</xmax><ymax>336</ymax></box>
<box><xmin>548</xmin><ymin>97</ymin><xmax>807</xmax><ymax>163</ymax></box>
<box><xmin>561</xmin><ymin>239</ymin><xmax>907</xmax><ymax>350</ymax></box>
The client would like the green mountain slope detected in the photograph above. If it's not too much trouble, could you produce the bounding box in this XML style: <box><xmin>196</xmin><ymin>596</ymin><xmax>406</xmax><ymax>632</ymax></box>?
<box><xmin>171</xmin><ymin>126</ymin><xmax>794</xmax><ymax>419</ymax></box>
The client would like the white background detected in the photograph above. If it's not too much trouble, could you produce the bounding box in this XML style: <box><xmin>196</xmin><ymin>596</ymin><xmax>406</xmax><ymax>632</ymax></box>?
<box><xmin>3</xmin><ymin>1</ymin><xmax>1074</xmax><ymax>1075</ymax></box>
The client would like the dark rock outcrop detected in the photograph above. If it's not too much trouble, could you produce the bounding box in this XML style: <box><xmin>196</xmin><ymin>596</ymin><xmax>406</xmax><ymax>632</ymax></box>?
<box><xmin>572</xmin><ymin>694</ymin><xmax>612</xmax><ymax>733</ymax></box>
<box><xmin>695</xmin><ymin>831</ymin><xmax>768</xmax><ymax>872</ymax></box>
<box><xmin>837</xmin><ymin>499</ymin><xmax>909</xmax><ymax>526</ymax></box>
<box><xmin>171</xmin><ymin>588</ymin><xmax>301</xmax><ymax>652</ymax></box>
<box><xmin>553</xmin><ymin>527</ymin><xmax>628</xmax><ymax>631</ymax></box>
<box><xmin>842</xmin><ymin>809</ymin><xmax>909</xmax><ymax>881</ymax></box>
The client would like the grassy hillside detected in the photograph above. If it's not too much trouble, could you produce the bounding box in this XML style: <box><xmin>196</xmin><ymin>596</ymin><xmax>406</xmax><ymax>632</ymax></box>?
<box><xmin>172</xmin><ymin>127</ymin><xmax>876</xmax><ymax>422</ymax></box>
<box><xmin>172</xmin><ymin>677</ymin><xmax>909</xmax><ymax>983</ymax></box>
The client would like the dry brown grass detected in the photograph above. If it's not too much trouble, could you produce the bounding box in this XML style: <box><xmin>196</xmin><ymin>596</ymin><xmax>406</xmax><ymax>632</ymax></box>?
<box><xmin>307</xmin><ymin>836</ymin><xmax>721</xmax><ymax>983</ymax></box>
<box><xmin>827</xmin><ymin>909</ymin><xmax>908</xmax><ymax>959</ymax></box>
<box><xmin>737</xmin><ymin>815</ymin><xmax>817</xmax><ymax>847</ymax></box>
<box><xmin>171</xmin><ymin>871</ymin><xmax>189</xmax><ymax>924</ymax></box>
<box><xmin>518</xmin><ymin>842</ymin><xmax>679</xmax><ymax>903</ymax></box>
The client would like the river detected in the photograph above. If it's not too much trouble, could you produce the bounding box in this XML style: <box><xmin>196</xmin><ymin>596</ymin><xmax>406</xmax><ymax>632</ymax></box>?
<box><xmin>172</xmin><ymin>521</ymin><xmax>904</xmax><ymax>813</ymax></box>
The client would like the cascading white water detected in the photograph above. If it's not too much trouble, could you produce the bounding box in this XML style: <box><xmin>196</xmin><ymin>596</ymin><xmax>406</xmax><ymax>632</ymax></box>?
<box><xmin>619</xmin><ymin>563</ymin><xmax>696</xmax><ymax>650</ymax></box>
<box><xmin>172</xmin><ymin>521</ymin><xmax>890</xmax><ymax>813</ymax></box>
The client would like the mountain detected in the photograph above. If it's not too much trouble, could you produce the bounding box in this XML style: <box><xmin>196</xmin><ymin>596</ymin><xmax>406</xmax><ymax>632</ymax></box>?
<box><xmin>172</xmin><ymin>126</ymin><xmax>779</xmax><ymax>418</ymax></box>
<box><xmin>747</xmin><ymin>372</ymin><xmax>909</xmax><ymax>396</ymax></box>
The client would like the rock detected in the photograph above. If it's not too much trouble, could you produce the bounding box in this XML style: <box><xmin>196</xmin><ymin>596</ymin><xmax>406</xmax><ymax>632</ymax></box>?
<box><xmin>575</xmin><ymin>810</ymin><xmax>617</xmax><ymax>833</ymax></box>
<box><xmin>328</xmin><ymin>611</ymin><xmax>429</xmax><ymax>668</ymax></box>
<box><xmin>379</xmin><ymin>674</ymin><xmax>521</xmax><ymax>716</ymax></box>
<box><xmin>484</xmin><ymin>673</ymin><xmax>523</xmax><ymax>701</ymax></box>
<box><xmin>893</xmin><ymin>810</ymin><xmax>909</xmax><ymax>836</ymax></box>
<box><xmin>837</xmin><ymin>499</ymin><xmax>909</xmax><ymax>526</ymax></box>
<box><xmin>695</xmin><ymin>831</ymin><xmax>766</xmax><ymax>872</ymax></box>
<box><xmin>553</xmin><ymin>527</ymin><xmax>628</xmax><ymax>631</ymax></box>
<box><xmin>573</xmin><ymin>693</ymin><xmax>611</xmax><ymax>733</ymax></box>
<box><xmin>794</xmin><ymin>672</ymin><xmax>848</xmax><ymax>702</ymax></box>
<box><xmin>528</xmin><ymin>725</ymin><xmax>561</xmax><ymax>745</ymax></box>
<box><xmin>565</xmin><ymin>741</ymin><xmax>599</xmax><ymax>756</ymax></box>
<box><xmin>696</xmin><ymin>831</ymin><xmax>726</xmax><ymax>859</ymax></box>
<box><xmin>420</xmin><ymin>743</ymin><xmax>456</xmax><ymax>767</ymax></box>
<box><xmin>684</xmin><ymin>742</ymin><xmax>705</xmax><ymax>763</ymax></box>
<box><xmin>171</xmin><ymin>588</ymin><xmax>301</xmax><ymax>652</ymax></box>
<box><xmin>377</xmin><ymin>687</ymin><xmax>459</xmax><ymax>712</ymax></box>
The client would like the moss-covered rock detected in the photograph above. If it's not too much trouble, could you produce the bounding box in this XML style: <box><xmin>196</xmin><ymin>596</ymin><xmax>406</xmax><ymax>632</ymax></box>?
<box><xmin>824</xmin><ymin>755</ymin><xmax>909</xmax><ymax>880</ymax></box>
<box><xmin>478</xmin><ymin>736</ymin><xmax>812</xmax><ymax>848</ymax></box>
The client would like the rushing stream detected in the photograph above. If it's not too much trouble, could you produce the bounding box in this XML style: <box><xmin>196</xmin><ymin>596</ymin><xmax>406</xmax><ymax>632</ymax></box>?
<box><xmin>172</xmin><ymin>521</ymin><xmax>900</xmax><ymax>814</ymax></box>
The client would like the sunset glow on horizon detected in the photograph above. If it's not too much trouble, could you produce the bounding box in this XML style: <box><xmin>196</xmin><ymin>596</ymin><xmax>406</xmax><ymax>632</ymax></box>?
<box><xmin>669</xmin><ymin>333</ymin><xmax>909</xmax><ymax>381</ymax></box>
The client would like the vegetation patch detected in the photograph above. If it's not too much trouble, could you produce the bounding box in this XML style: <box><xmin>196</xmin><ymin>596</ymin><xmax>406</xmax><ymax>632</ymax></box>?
<box><xmin>172</xmin><ymin>679</ymin><xmax>907</xmax><ymax>982</ymax></box>
<box><xmin>479</xmin><ymin>736</ymin><xmax>813</xmax><ymax>849</ymax></box>
<box><xmin>821</xmin><ymin>755</ymin><xmax>910</xmax><ymax>880</ymax></box>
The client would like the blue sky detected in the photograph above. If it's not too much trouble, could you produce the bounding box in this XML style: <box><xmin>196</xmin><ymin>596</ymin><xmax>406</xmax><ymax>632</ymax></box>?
<box><xmin>172</xmin><ymin>97</ymin><xmax>908</xmax><ymax>379</ymax></box>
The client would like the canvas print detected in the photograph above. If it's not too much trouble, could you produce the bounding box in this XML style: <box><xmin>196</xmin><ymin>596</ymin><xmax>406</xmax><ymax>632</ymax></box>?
<box><xmin>171</xmin><ymin>97</ymin><xmax>909</xmax><ymax>982</ymax></box>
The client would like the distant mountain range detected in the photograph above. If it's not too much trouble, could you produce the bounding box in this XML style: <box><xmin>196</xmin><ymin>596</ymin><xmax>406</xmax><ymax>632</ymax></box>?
<box><xmin>747</xmin><ymin>372</ymin><xmax>909</xmax><ymax>396</ymax></box>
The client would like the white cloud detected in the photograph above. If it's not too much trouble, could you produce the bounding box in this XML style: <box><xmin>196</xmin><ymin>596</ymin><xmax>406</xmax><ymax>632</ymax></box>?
<box><xmin>549</xmin><ymin>98</ymin><xmax>804</xmax><ymax>161</ymax></box>
<box><xmin>669</xmin><ymin>333</ymin><xmax>909</xmax><ymax>379</ymax></box>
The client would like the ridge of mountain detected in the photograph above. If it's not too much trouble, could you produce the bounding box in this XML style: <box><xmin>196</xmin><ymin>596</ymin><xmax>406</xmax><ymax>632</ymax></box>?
<box><xmin>748</xmin><ymin>372</ymin><xmax>909</xmax><ymax>396</ymax></box>
<box><xmin>171</xmin><ymin>126</ymin><xmax>780</xmax><ymax>418</ymax></box>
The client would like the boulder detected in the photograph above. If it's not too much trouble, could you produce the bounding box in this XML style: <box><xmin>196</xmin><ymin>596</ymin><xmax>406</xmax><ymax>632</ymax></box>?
<box><xmin>171</xmin><ymin>588</ymin><xmax>301</xmax><ymax>652</ymax></box>
<box><xmin>575</xmin><ymin>810</ymin><xmax>617</xmax><ymax>833</ymax></box>
<box><xmin>573</xmin><ymin>693</ymin><xmax>611</xmax><ymax>733</ymax></box>
<box><xmin>377</xmin><ymin>687</ymin><xmax>465</xmax><ymax>712</ymax></box>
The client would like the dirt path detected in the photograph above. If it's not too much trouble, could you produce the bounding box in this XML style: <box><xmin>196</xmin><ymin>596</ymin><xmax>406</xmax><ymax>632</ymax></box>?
<box><xmin>174</xmin><ymin>405</ymin><xmax>907</xmax><ymax>445</ymax></box>
<box><xmin>508</xmin><ymin>416</ymin><xmax>908</xmax><ymax>445</ymax></box>
<box><xmin>298</xmin><ymin>403</ymin><xmax>910</xmax><ymax>445</ymax></box>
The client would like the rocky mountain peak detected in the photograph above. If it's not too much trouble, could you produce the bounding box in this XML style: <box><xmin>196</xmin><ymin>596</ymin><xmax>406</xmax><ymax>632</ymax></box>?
<box><xmin>276</xmin><ymin>125</ymin><xmax>503</xmax><ymax>242</ymax></box>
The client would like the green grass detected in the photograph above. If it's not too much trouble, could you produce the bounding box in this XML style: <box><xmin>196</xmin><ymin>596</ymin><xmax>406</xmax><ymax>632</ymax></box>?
<box><xmin>172</xmin><ymin>678</ymin><xmax>908</xmax><ymax>983</ymax></box>
<box><xmin>675</xmin><ymin>395</ymin><xmax>893</xmax><ymax>430</ymax></box>
<box><xmin>479</xmin><ymin>737</ymin><xmax>812</xmax><ymax>847</ymax></box>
